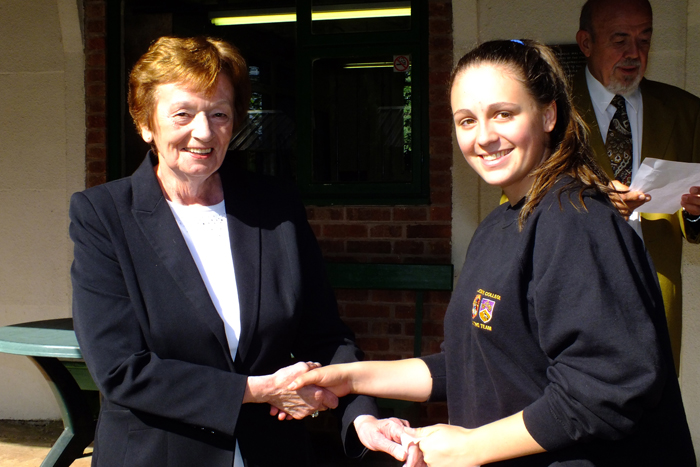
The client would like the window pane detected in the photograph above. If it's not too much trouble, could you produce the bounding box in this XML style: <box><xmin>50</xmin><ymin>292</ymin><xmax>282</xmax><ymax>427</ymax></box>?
<box><xmin>311</xmin><ymin>0</ymin><xmax>411</xmax><ymax>34</ymax></box>
<box><xmin>312</xmin><ymin>55</ymin><xmax>412</xmax><ymax>183</ymax></box>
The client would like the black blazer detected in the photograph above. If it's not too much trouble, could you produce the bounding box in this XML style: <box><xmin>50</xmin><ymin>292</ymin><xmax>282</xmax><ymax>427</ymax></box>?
<box><xmin>70</xmin><ymin>153</ymin><xmax>376</xmax><ymax>467</ymax></box>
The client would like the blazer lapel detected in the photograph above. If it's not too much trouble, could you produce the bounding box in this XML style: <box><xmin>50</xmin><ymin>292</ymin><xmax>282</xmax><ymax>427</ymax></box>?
<box><xmin>220</xmin><ymin>169</ymin><xmax>261</xmax><ymax>365</ymax></box>
<box><xmin>640</xmin><ymin>79</ymin><xmax>675</xmax><ymax>162</ymax></box>
<box><xmin>131</xmin><ymin>153</ymin><xmax>234</xmax><ymax>367</ymax></box>
<box><xmin>572</xmin><ymin>70</ymin><xmax>613</xmax><ymax>177</ymax></box>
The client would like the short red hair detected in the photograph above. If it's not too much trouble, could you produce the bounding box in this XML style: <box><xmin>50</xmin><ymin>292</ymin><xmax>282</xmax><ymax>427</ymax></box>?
<box><xmin>128</xmin><ymin>36</ymin><xmax>251</xmax><ymax>136</ymax></box>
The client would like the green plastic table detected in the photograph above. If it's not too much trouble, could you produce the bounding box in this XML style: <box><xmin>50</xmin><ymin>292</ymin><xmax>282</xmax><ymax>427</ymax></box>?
<box><xmin>0</xmin><ymin>318</ymin><xmax>97</xmax><ymax>467</ymax></box>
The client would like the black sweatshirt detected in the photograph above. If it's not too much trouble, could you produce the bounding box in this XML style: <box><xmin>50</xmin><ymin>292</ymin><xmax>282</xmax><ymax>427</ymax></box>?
<box><xmin>422</xmin><ymin>178</ymin><xmax>695</xmax><ymax>466</ymax></box>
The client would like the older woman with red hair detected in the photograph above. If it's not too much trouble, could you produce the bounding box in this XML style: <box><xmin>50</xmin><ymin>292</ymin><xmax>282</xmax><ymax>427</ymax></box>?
<box><xmin>69</xmin><ymin>36</ymin><xmax>393</xmax><ymax>467</ymax></box>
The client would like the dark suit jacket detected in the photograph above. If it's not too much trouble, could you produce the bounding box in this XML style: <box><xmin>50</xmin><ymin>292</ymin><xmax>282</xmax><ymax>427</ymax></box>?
<box><xmin>70</xmin><ymin>152</ymin><xmax>376</xmax><ymax>467</ymax></box>
<box><xmin>572</xmin><ymin>70</ymin><xmax>700</xmax><ymax>370</ymax></box>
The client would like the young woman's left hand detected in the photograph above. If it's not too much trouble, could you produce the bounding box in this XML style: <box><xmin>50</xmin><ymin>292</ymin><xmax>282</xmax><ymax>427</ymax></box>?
<box><xmin>406</xmin><ymin>424</ymin><xmax>479</xmax><ymax>467</ymax></box>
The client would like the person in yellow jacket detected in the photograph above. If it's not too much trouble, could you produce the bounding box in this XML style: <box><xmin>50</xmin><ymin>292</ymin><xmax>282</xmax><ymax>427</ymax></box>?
<box><xmin>572</xmin><ymin>0</ymin><xmax>700</xmax><ymax>372</ymax></box>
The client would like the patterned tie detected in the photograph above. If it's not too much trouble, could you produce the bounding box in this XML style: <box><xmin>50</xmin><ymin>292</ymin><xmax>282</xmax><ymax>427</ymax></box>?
<box><xmin>605</xmin><ymin>95</ymin><xmax>633</xmax><ymax>186</ymax></box>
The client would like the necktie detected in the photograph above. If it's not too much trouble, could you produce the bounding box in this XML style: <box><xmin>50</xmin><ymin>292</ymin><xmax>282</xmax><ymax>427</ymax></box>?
<box><xmin>605</xmin><ymin>95</ymin><xmax>633</xmax><ymax>186</ymax></box>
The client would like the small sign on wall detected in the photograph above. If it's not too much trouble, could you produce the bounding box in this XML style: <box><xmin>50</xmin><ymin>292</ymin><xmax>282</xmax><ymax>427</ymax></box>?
<box><xmin>393</xmin><ymin>55</ymin><xmax>410</xmax><ymax>72</ymax></box>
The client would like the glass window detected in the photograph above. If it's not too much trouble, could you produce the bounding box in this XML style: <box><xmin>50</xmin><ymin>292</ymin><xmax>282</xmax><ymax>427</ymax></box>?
<box><xmin>114</xmin><ymin>0</ymin><xmax>427</xmax><ymax>204</ymax></box>
<box><xmin>311</xmin><ymin>55</ymin><xmax>413</xmax><ymax>184</ymax></box>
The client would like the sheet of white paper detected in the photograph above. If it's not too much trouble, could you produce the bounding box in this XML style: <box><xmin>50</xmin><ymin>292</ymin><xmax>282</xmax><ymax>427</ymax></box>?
<box><xmin>628</xmin><ymin>158</ymin><xmax>700</xmax><ymax>214</ymax></box>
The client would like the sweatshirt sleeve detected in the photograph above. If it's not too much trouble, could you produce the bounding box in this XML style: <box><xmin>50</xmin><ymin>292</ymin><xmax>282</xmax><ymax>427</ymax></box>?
<box><xmin>421</xmin><ymin>352</ymin><xmax>447</xmax><ymax>402</ymax></box>
<box><xmin>522</xmin><ymin>197</ymin><xmax>670</xmax><ymax>451</ymax></box>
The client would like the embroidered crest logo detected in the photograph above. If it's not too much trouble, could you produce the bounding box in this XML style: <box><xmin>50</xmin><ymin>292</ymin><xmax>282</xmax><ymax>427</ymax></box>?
<box><xmin>472</xmin><ymin>294</ymin><xmax>481</xmax><ymax>319</ymax></box>
<box><xmin>478</xmin><ymin>298</ymin><xmax>496</xmax><ymax>323</ymax></box>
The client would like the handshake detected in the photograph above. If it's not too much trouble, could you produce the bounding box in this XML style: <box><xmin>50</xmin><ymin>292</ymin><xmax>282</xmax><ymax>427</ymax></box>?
<box><xmin>248</xmin><ymin>361</ymin><xmax>460</xmax><ymax>467</ymax></box>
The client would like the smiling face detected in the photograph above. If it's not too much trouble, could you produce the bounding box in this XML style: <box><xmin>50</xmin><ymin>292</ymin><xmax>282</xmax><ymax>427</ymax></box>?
<box><xmin>577</xmin><ymin>0</ymin><xmax>652</xmax><ymax>95</ymax></box>
<box><xmin>140</xmin><ymin>77</ymin><xmax>235</xmax><ymax>187</ymax></box>
<box><xmin>451</xmin><ymin>63</ymin><xmax>556</xmax><ymax>202</ymax></box>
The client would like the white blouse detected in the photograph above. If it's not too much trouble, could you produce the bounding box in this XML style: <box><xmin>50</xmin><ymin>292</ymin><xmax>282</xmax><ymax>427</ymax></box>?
<box><xmin>167</xmin><ymin>199</ymin><xmax>244</xmax><ymax>466</ymax></box>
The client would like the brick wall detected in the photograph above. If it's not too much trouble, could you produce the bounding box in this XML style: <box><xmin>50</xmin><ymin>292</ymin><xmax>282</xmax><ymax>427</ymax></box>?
<box><xmin>84</xmin><ymin>0</ymin><xmax>107</xmax><ymax>188</ymax></box>
<box><xmin>82</xmin><ymin>0</ymin><xmax>452</xmax><ymax>425</ymax></box>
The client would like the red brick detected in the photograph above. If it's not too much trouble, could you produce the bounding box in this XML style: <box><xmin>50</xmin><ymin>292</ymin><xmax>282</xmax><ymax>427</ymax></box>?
<box><xmin>86</xmin><ymin>159</ymin><xmax>106</xmax><ymax>173</ymax></box>
<box><xmin>87</xmin><ymin>114</ymin><xmax>106</xmax><ymax>128</ymax></box>
<box><xmin>429</xmin><ymin>102</ymin><xmax>453</xmax><ymax>119</ymax></box>
<box><xmin>429</xmin><ymin>70</ymin><xmax>451</xmax><ymax>86</ymax></box>
<box><xmin>393</xmin><ymin>240</ymin><xmax>425</xmax><ymax>255</ymax></box>
<box><xmin>428</xmin><ymin>1</ymin><xmax>452</xmax><ymax>18</ymax></box>
<box><xmin>86</xmin><ymin>68</ymin><xmax>106</xmax><ymax>83</ymax></box>
<box><xmin>371</xmin><ymin>289</ymin><xmax>405</xmax><ymax>303</ymax></box>
<box><xmin>393</xmin><ymin>207</ymin><xmax>428</xmax><ymax>221</ymax></box>
<box><xmin>309</xmin><ymin>224</ymin><xmax>322</xmax><ymax>238</ymax></box>
<box><xmin>369</xmin><ymin>225</ymin><xmax>403</xmax><ymax>238</ymax></box>
<box><xmin>371</xmin><ymin>321</ymin><xmax>402</xmax><ymax>335</ymax></box>
<box><xmin>87</xmin><ymin>129</ymin><xmax>106</xmax><ymax>144</ymax></box>
<box><xmin>86</xmin><ymin>146</ymin><xmax>106</xmax><ymax>160</ymax></box>
<box><xmin>425</xmin><ymin>304</ymin><xmax>449</xmax><ymax>321</ymax></box>
<box><xmin>429</xmin><ymin>85</ymin><xmax>450</xmax><ymax>102</ymax></box>
<box><xmin>87</xmin><ymin>83</ymin><xmax>106</xmax><ymax>97</ymax></box>
<box><xmin>429</xmin><ymin>18</ymin><xmax>453</xmax><ymax>35</ymax></box>
<box><xmin>422</xmin><ymin>339</ymin><xmax>444</xmax><ymax>356</ymax></box>
<box><xmin>345</xmin><ymin>320</ymin><xmax>369</xmax><ymax>335</ymax></box>
<box><xmin>85</xmin><ymin>1</ymin><xmax>106</xmax><ymax>18</ymax></box>
<box><xmin>395</xmin><ymin>305</ymin><xmax>415</xmax><ymax>319</ymax></box>
<box><xmin>356</xmin><ymin>337</ymin><xmax>390</xmax><ymax>352</ymax></box>
<box><xmin>391</xmin><ymin>337</ymin><xmax>415</xmax><ymax>353</ymax></box>
<box><xmin>323</xmin><ymin>224</ymin><xmax>368</xmax><ymax>238</ymax></box>
<box><xmin>430</xmin><ymin>190</ymin><xmax>452</xmax><ymax>205</ymax></box>
<box><xmin>429</xmin><ymin>148</ymin><xmax>453</xmax><ymax>160</ymax></box>
<box><xmin>86</xmin><ymin>36</ymin><xmax>106</xmax><ymax>51</ymax></box>
<box><xmin>306</xmin><ymin>207</ymin><xmax>344</xmax><ymax>221</ymax></box>
<box><xmin>430</xmin><ymin>206</ymin><xmax>452</xmax><ymax>222</ymax></box>
<box><xmin>86</xmin><ymin>19</ymin><xmax>106</xmax><ymax>35</ymax></box>
<box><xmin>346</xmin><ymin>240</ymin><xmax>391</xmax><ymax>255</ymax></box>
<box><xmin>86</xmin><ymin>173</ymin><xmax>107</xmax><ymax>188</ymax></box>
<box><xmin>347</xmin><ymin>207</ymin><xmax>391</xmax><ymax>221</ymax></box>
<box><xmin>429</xmin><ymin>34</ymin><xmax>453</xmax><ymax>50</ymax></box>
<box><xmin>87</xmin><ymin>98</ymin><xmax>106</xmax><ymax>113</ymax></box>
<box><xmin>86</xmin><ymin>52</ymin><xmax>106</xmax><ymax>67</ymax></box>
<box><xmin>420</xmin><ymin>322</ymin><xmax>445</xmax><ymax>338</ymax></box>
<box><xmin>406</xmin><ymin>224</ymin><xmax>451</xmax><ymax>239</ymax></box>
<box><xmin>429</xmin><ymin>156</ymin><xmax>452</xmax><ymax>172</ymax></box>
<box><xmin>429</xmin><ymin>120</ymin><xmax>452</xmax><ymax>138</ymax></box>
<box><xmin>344</xmin><ymin>303</ymin><xmax>390</xmax><ymax>318</ymax></box>
<box><xmin>427</xmin><ymin>239</ymin><xmax>452</xmax><ymax>256</ymax></box>
<box><xmin>317</xmin><ymin>238</ymin><xmax>343</xmax><ymax>252</ymax></box>
<box><xmin>430</xmin><ymin>171</ymin><xmax>452</xmax><ymax>187</ymax></box>
<box><xmin>425</xmin><ymin>290</ymin><xmax>453</xmax><ymax>304</ymax></box>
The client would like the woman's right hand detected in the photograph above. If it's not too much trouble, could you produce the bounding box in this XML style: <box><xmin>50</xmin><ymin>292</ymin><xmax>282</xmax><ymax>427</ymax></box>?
<box><xmin>245</xmin><ymin>362</ymin><xmax>339</xmax><ymax>420</ymax></box>
<box><xmin>287</xmin><ymin>363</ymin><xmax>354</xmax><ymax>397</ymax></box>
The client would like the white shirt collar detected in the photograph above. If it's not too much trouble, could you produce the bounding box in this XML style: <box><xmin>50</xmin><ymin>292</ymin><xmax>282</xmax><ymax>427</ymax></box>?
<box><xmin>585</xmin><ymin>66</ymin><xmax>642</xmax><ymax>114</ymax></box>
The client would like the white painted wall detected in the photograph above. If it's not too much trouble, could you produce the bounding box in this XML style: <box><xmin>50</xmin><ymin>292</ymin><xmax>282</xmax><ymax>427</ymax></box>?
<box><xmin>0</xmin><ymin>0</ymin><xmax>85</xmax><ymax>419</ymax></box>
<box><xmin>452</xmin><ymin>0</ymin><xmax>700</xmax><ymax>460</ymax></box>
